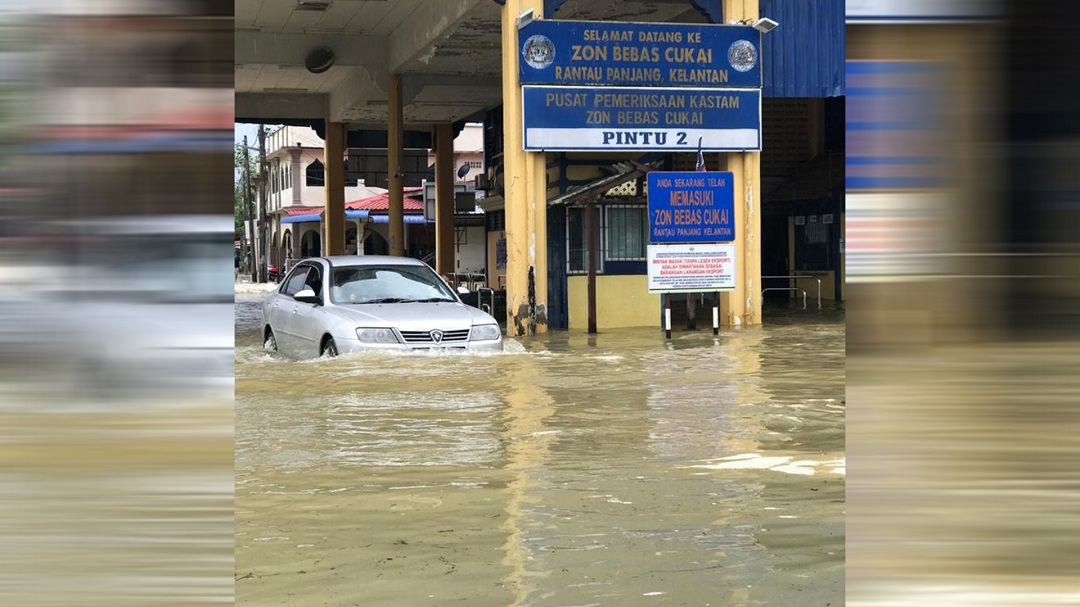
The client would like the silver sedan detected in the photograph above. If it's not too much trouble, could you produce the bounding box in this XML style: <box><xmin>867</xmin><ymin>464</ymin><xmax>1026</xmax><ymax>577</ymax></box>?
<box><xmin>261</xmin><ymin>256</ymin><xmax>503</xmax><ymax>357</ymax></box>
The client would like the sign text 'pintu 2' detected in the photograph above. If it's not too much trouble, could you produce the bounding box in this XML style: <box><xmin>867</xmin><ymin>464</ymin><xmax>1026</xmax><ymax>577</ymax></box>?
<box><xmin>522</xmin><ymin>86</ymin><xmax>761</xmax><ymax>152</ymax></box>
<box><xmin>519</xmin><ymin>19</ymin><xmax>762</xmax><ymax>88</ymax></box>
<box><xmin>647</xmin><ymin>171</ymin><xmax>736</xmax><ymax>243</ymax></box>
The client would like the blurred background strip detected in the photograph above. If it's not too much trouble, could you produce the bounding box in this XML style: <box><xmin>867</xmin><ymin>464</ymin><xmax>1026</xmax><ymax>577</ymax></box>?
<box><xmin>0</xmin><ymin>1</ymin><xmax>235</xmax><ymax>605</ymax></box>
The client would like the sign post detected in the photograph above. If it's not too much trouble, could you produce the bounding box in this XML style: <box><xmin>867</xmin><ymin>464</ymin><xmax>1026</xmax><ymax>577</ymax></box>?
<box><xmin>647</xmin><ymin>171</ymin><xmax>737</xmax><ymax>338</ymax></box>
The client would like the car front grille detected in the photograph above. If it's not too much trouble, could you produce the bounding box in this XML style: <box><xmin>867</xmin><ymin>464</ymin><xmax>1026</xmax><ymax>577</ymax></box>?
<box><xmin>399</xmin><ymin>329</ymin><xmax>471</xmax><ymax>344</ymax></box>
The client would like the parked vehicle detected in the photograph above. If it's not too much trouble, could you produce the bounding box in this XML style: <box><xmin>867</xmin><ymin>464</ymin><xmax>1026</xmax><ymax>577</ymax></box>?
<box><xmin>261</xmin><ymin>256</ymin><xmax>503</xmax><ymax>357</ymax></box>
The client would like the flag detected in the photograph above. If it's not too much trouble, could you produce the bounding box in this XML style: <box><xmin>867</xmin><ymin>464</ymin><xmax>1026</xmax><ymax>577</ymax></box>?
<box><xmin>695</xmin><ymin>137</ymin><xmax>706</xmax><ymax>172</ymax></box>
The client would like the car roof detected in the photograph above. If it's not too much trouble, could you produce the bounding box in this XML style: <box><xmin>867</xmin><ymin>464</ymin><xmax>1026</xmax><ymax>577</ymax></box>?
<box><xmin>321</xmin><ymin>255</ymin><xmax>429</xmax><ymax>268</ymax></box>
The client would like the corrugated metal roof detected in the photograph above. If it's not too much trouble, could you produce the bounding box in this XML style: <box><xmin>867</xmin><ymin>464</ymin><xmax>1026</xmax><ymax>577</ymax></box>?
<box><xmin>761</xmin><ymin>0</ymin><xmax>845</xmax><ymax>98</ymax></box>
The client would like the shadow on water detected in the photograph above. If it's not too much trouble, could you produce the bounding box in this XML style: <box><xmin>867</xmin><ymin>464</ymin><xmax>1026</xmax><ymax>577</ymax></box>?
<box><xmin>233</xmin><ymin>293</ymin><xmax>845</xmax><ymax>606</ymax></box>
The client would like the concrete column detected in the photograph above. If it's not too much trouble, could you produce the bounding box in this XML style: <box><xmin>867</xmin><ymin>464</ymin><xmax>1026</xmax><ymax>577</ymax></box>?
<box><xmin>388</xmin><ymin>74</ymin><xmax>405</xmax><ymax>257</ymax></box>
<box><xmin>722</xmin><ymin>0</ymin><xmax>762</xmax><ymax>326</ymax></box>
<box><xmin>500</xmin><ymin>0</ymin><xmax>547</xmax><ymax>336</ymax></box>
<box><xmin>289</xmin><ymin>147</ymin><xmax>302</xmax><ymax>205</ymax></box>
<box><xmin>324</xmin><ymin>122</ymin><xmax>346</xmax><ymax>256</ymax></box>
<box><xmin>434</xmin><ymin>123</ymin><xmax>456</xmax><ymax>275</ymax></box>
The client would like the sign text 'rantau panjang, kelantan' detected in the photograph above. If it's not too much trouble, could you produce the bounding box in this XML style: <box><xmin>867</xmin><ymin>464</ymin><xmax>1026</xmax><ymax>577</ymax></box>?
<box><xmin>519</xmin><ymin>19</ymin><xmax>762</xmax><ymax>88</ymax></box>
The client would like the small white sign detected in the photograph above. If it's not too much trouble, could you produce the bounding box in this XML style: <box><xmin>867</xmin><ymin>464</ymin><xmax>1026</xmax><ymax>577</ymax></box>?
<box><xmin>647</xmin><ymin>243</ymin><xmax>737</xmax><ymax>293</ymax></box>
<box><xmin>823</xmin><ymin>214</ymin><xmax>834</xmax><ymax>224</ymax></box>
<box><xmin>795</xmin><ymin>216</ymin><xmax>806</xmax><ymax>225</ymax></box>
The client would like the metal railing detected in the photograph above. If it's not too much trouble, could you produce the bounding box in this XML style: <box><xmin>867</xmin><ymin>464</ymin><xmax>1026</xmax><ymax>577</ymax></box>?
<box><xmin>762</xmin><ymin>287</ymin><xmax>807</xmax><ymax>310</ymax></box>
<box><xmin>762</xmin><ymin>274</ymin><xmax>822</xmax><ymax>309</ymax></box>
<box><xmin>476</xmin><ymin>287</ymin><xmax>495</xmax><ymax>315</ymax></box>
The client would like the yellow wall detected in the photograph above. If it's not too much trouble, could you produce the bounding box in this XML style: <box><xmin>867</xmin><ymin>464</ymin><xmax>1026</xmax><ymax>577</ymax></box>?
<box><xmin>567</xmin><ymin>275</ymin><xmax>661</xmax><ymax>330</ymax></box>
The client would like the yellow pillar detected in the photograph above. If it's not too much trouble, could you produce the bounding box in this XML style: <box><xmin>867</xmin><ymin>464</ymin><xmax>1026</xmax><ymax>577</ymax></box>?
<box><xmin>722</xmin><ymin>0</ymin><xmax>762</xmax><ymax>326</ymax></box>
<box><xmin>500</xmin><ymin>0</ymin><xmax>547</xmax><ymax>336</ymax></box>
<box><xmin>434</xmin><ymin>123</ymin><xmax>456</xmax><ymax>275</ymax></box>
<box><xmin>324</xmin><ymin>121</ymin><xmax>345</xmax><ymax>257</ymax></box>
<box><xmin>387</xmin><ymin>74</ymin><xmax>405</xmax><ymax>257</ymax></box>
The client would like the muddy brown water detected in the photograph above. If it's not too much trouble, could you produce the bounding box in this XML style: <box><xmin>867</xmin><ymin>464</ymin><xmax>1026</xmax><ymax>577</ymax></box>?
<box><xmin>234</xmin><ymin>294</ymin><xmax>845</xmax><ymax>606</ymax></box>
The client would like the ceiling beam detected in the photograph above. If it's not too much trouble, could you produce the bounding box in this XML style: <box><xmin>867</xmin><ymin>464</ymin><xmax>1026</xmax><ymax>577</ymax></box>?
<box><xmin>235</xmin><ymin>30</ymin><xmax>388</xmax><ymax>68</ymax></box>
<box><xmin>387</xmin><ymin>0</ymin><xmax>490</xmax><ymax>73</ymax></box>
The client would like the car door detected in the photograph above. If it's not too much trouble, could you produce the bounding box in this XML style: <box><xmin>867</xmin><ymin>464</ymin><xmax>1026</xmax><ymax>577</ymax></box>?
<box><xmin>269</xmin><ymin>265</ymin><xmax>308</xmax><ymax>354</ymax></box>
<box><xmin>289</xmin><ymin>262</ymin><xmax>326</xmax><ymax>356</ymax></box>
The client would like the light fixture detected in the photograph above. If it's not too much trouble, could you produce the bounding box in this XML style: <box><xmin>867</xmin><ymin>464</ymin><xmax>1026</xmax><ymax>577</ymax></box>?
<box><xmin>304</xmin><ymin>47</ymin><xmax>335</xmax><ymax>74</ymax></box>
<box><xmin>516</xmin><ymin>8</ymin><xmax>535</xmax><ymax>29</ymax></box>
<box><xmin>752</xmin><ymin>17</ymin><xmax>779</xmax><ymax>33</ymax></box>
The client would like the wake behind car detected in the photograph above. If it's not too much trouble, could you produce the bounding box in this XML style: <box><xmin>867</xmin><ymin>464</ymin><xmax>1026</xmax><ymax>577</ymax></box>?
<box><xmin>262</xmin><ymin>256</ymin><xmax>503</xmax><ymax>357</ymax></box>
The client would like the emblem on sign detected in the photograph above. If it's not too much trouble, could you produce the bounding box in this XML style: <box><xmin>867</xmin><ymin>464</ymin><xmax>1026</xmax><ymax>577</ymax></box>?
<box><xmin>429</xmin><ymin>330</ymin><xmax>444</xmax><ymax>343</ymax></box>
<box><xmin>727</xmin><ymin>40</ymin><xmax>757</xmax><ymax>73</ymax></box>
<box><xmin>522</xmin><ymin>34</ymin><xmax>555</xmax><ymax>69</ymax></box>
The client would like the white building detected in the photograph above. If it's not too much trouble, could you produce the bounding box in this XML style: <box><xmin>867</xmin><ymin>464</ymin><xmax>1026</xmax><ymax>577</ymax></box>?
<box><xmin>262</xmin><ymin>123</ymin><xmax>487</xmax><ymax>275</ymax></box>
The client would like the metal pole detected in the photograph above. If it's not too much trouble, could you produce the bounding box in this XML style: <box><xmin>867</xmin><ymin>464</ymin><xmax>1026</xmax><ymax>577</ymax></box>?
<box><xmin>586</xmin><ymin>203</ymin><xmax>597</xmax><ymax>334</ymax></box>
<box><xmin>713</xmin><ymin>291</ymin><xmax>720</xmax><ymax>336</ymax></box>
<box><xmin>257</xmin><ymin>125</ymin><xmax>268</xmax><ymax>283</ymax></box>
<box><xmin>664</xmin><ymin>293</ymin><xmax>671</xmax><ymax>339</ymax></box>
<box><xmin>242</xmin><ymin>136</ymin><xmax>258</xmax><ymax>282</ymax></box>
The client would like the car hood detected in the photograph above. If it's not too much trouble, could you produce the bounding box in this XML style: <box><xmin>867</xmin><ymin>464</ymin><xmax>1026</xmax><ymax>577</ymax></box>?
<box><xmin>324</xmin><ymin>301</ymin><xmax>497</xmax><ymax>330</ymax></box>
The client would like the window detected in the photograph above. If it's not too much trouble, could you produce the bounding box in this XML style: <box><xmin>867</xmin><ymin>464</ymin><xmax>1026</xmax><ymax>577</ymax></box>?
<box><xmin>566</xmin><ymin>207</ymin><xmax>603</xmax><ymax>274</ymax></box>
<box><xmin>605</xmin><ymin>206</ymin><xmax>647</xmax><ymax>260</ymax></box>
<box><xmin>281</xmin><ymin>266</ymin><xmax>310</xmax><ymax>296</ymax></box>
<box><xmin>303</xmin><ymin>264</ymin><xmax>323</xmax><ymax>296</ymax></box>
<box><xmin>468</xmin><ymin>160</ymin><xmax>483</xmax><ymax>169</ymax></box>
<box><xmin>306</xmin><ymin>159</ymin><xmax>324</xmax><ymax>187</ymax></box>
<box><xmin>566</xmin><ymin>204</ymin><xmax>647</xmax><ymax>274</ymax></box>
<box><xmin>794</xmin><ymin>216</ymin><xmax>833</xmax><ymax>271</ymax></box>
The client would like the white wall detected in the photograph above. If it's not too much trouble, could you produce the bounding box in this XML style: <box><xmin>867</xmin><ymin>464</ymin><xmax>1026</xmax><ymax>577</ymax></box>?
<box><xmin>455</xmin><ymin>226</ymin><xmax>486</xmax><ymax>274</ymax></box>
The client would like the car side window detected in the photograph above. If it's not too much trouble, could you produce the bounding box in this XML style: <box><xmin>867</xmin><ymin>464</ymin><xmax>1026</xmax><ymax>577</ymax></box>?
<box><xmin>304</xmin><ymin>265</ymin><xmax>322</xmax><ymax>296</ymax></box>
<box><xmin>281</xmin><ymin>266</ymin><xmax>310</xmax><ymax>296</ymax></box>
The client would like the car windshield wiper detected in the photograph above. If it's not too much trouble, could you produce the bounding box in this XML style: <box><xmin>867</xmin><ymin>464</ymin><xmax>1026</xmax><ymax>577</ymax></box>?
<box><xmin>403</xmin><ymin>297</ymin><xmax>456</xmax><ymax>303</ymax></box>
<box><xmin>361</xmin><ymin>297</ymin><xmax>409</xmax><ymax>304</ymax></box>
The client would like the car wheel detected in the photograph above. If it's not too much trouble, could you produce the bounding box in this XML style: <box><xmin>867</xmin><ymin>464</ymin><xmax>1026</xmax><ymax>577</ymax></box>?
<box><xmin>264</xmin><ymin>328</ymin><xmax>277</xmax><ymax>351</ymax></box>
<box><xmin>321</xmin><ymin>336</ymin><xmax>338</xmax><ymax>358</ymax></box>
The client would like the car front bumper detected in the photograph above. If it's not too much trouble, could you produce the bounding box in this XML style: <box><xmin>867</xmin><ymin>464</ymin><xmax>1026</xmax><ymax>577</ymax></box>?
<box><xmin>335</xmin><ymin>335</ymin><xmax>503</xmax><ymax>354</ymax></box>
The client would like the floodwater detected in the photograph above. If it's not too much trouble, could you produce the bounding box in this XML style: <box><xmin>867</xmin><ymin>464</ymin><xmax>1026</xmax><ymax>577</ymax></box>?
<box><xmin>235</xmin><ymin>288</ymin><xmax>845</xmax><ymax>607</ymax></box>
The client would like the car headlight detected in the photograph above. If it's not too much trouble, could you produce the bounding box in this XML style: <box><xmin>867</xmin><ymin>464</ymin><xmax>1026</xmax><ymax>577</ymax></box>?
<box><xmin>470</xmin><ymin>324</ymin><xmax>502</xmax><ymax>341</ymax></box>
<box><xmin>356</xmin><ymin>328</ymin><xmax>400</xmax><ymax>344</ymax></box>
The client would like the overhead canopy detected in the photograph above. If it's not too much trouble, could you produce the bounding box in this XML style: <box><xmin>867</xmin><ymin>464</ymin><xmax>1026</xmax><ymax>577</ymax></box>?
<box><xmin>547</xmin><ymin>161</ymin><xmax>658</xmax><ymax>207</ymax></box>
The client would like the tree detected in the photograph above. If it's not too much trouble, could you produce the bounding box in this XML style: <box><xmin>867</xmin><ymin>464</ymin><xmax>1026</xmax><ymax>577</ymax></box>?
<box><xmin>234</xmin><ymin>142</ymin><xmax>255</xmax><ymax>239</ymax></box>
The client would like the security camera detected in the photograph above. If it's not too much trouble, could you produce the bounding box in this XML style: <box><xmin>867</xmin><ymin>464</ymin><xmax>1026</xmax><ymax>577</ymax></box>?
<box><xmin>752</xmin><ymin>18</ymin><xmax>779</xmax><ymax>33</ymax></box>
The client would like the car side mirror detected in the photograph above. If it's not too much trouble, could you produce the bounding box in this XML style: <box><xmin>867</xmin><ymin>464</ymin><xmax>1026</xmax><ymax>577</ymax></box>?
<box><xmin>293</xmin><ymin>288</ymin><xmax>321</xmax><ymax>304</ymax></box>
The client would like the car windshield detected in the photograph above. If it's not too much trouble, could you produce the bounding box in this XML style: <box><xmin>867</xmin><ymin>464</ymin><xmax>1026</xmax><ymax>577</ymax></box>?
<box><xmin>329</xmin><ymin>264</ymin><xmax>457</xmax><ymax>304</ymax></box>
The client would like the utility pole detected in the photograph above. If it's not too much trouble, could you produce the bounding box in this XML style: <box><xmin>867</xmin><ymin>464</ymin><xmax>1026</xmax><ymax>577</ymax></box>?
<box><xmin>257</xmin><ymin>125</ymin><xmax>269</xmax><ymax>283</ymax></box>
<box><xmin>243</xmin><ymin>135</ymin><xmax>259</xmax><ymax>282</ymax></box>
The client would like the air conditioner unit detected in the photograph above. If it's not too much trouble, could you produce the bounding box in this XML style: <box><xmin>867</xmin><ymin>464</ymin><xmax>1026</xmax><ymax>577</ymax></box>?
<box><xmin>474</xmin><ymin>174</ymin><xmax>490</xmax><ymax>190</ymax></box>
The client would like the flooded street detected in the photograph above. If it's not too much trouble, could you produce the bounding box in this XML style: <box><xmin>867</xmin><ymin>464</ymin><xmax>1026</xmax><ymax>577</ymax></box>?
<box><xmin>235</xmin><ymin>289</ymin><xmax>845</xmax><ymax>606</ymax></box>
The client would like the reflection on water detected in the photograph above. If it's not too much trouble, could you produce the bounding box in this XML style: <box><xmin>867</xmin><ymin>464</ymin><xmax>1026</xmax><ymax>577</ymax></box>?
<box><xmin>235</xmin><ymin>294</ymin><xmax>845</xmax><ymax>606</ymax></box>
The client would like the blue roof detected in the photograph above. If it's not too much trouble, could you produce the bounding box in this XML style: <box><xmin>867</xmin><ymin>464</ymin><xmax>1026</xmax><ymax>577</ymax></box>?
<box><xmin>279</xmin><ymin>210</ymin><xmax>435</xmax><ymax>224</ymax></box>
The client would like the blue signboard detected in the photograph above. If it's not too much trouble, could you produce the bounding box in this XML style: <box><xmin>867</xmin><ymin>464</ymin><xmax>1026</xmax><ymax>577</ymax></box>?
<box><xmin>647</xmin><ymin>171</ymin><xmax>735</xmax><ymax>243</ymax></box>
<box><xmin>519</xmin><ymin>19</ymin><xmax>762</xmax><ymax>88</ymax></box>
<box><xmin>522</xmin><ymin>86</ymin><xmax>761</xmax><ymax>152</ymax></box>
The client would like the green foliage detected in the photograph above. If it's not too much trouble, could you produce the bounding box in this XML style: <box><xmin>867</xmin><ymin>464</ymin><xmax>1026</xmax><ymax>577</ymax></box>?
<box><xmin>234</xmin><ymin>141</ymin><xmax>256</xmax><ymax>238</ymax></box>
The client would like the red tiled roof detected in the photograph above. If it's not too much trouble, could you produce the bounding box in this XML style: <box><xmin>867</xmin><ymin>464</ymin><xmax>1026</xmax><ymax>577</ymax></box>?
<box><xmin>345</xmin><ymin>191</ymin><xmax>424</xmax><ymax>212</ymax></box>
<box><xmin>281</xmin><ymin>206</ymin><xmax>322</xmax><ymax>216</ymax></box>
